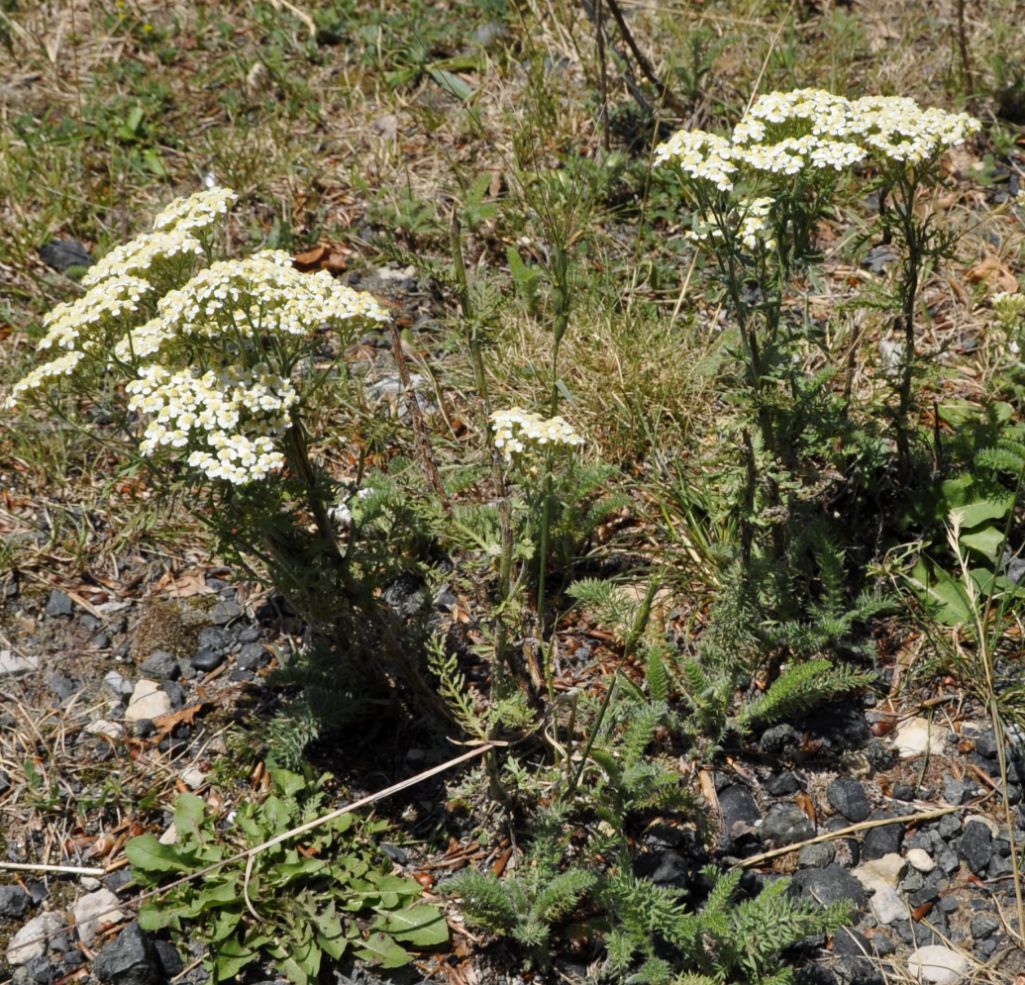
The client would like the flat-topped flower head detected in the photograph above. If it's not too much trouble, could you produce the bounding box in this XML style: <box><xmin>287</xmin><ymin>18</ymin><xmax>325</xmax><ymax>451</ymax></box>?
<box><xmin>81</xmin><ymin>228</ymin><xmax>205</xmax><ymax>287</ymax></box>
<box><xmin>5</xmin><ymin>351</ymin><xmax>84</xmax><ymax>408</ymax></box>
<box><xmin>847</xmin><ymin>96</ymin><xmax>980</xmax><ymax>164</ymax></box>
<box><xmin>653</xmin><ymin>130</ymin><xmax>737</xmax><ymax>191</ymax></box>
<box><xmin>152</xmin><ymin>187</ymin><xmax>239</xmax><ymax>234</ymax></box>
<box><xmin>126</xmin><ymin>364</ymin><xmax>299</xmax><ymax>484</ymax></box>
<box><xmin>38</xmin><ymin>275</ymin><xmax>153</xmax><ymax>351</ymax></box>
<box><xmin>490</xmin><ymin>408</ymin><xmax>585</xmax><ymax>462</ymax></box>
<box><xmin>156</xmin><ymin>251</ymin><xmax>390</xmax><ymax>341</ymax></box>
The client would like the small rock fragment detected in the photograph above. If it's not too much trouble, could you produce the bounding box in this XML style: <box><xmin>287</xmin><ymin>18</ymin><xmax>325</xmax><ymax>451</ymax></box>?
<box><xmin>827</xmin><ymin>778</ymin><xmax>871</xmax><ymax>822</ymax></box>
<box><xmin>85</xmin><ymin>720</ymin><xmax>125</xmax><ymax>740</ymax></box>
<box><xmin>92</xmin><ymin>922</ymin><xmax>165</xmax><ymax>985</ymax></box>
<box><xmin>0</xmin><ymin>650</ymin><xmax>40</xmax><ymax>676</ymax></box>
<box><xmin>789</xmin><ymin>863</ymin><xmax>869</xmax><ymax>909</ymax></box>
<box><xmin>6</xmin><ymin>911</ymin><xmax>70</xmax><ymax>965</ymax></box>
<box><xmin>906</xmin><ymin>944</ymin><xmax>969</xmax><ymax>985</ymax></box>
<box><xmin>139</xmin><ymin>651</ymin><xmax>179</xmax><ymax>681</ymax></box>
<box><xmin>853</xmin><ymin>853</ymin><xmax>907</xmax><ymax>894</ymax></box>
<box><xmin>73</xmin><ymin>888</ymin><xmax>126</xmax><ymax>945</ymax></box>
<box><xmin>870</xmin><ymin>885</ymin><xmax>907</xmax><ymax>925</ymax></box>
<box><xmin>45</xmin><ymin>589</ymin><xmax>75</xmax><ymax>617</ymax></box>
<box><xmin>892</xmin><ymin>717</ymin><xmax>947</xmax><ymax>759</ymax></box>
<box><xmin>124</xmin><ymin>680</ymin><xmax>171</xmax><ymax>723</ymax></box>
<box><xmin>958</xmin><ymin>820</ymin><xmax>992</xmax><ymax>876</ymax></box>
<box><xmin>906</xmin><ymin>848</ymin><xmax>936</xmax><ymax>872</ymax></box>
<box><xmin>0</xmin><ymin>885</ymin><xmax>31</xmax><ymax>918</ymax></box>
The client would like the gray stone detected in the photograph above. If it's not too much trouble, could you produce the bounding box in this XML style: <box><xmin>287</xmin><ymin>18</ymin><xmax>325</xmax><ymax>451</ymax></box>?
<box><xmin>45</xmin><ymin>590</ymin><xmax>74</xmax><ymax>617</ymax></box>
<box><xmin>789</xmin><ymin>864</ymin><xmax>869</xmax><ymax>910</ymax></box>
<box><xmin>237</xmin><ymin>643</ymin><xmax>269</xmax><ymax>671</ymax></box>
<box><xmin>943</xmin><ymin>778</ymin><xmax>970</xmax><ymax>805</ymax></box>
<box><xmin>104</xmin><ymin>672</ymin><xmax>134</xmax><ymax>699</ymax></box>
<box><xmin>862</xmin><ymin>814</ymin><xmax>903</xmax><ymax>859</ymax></box>
<box><xmin>937</xmin><ymin>847</ymin><xmax>961</xmax><ymax>874</ymax></box>
<box><xmin>760</xmin><ymin>803</ymin><xmax>815</xmax><ymax>847</ymax></box>
<box><xmin>196</xmin><ymin>626</ymin><xmax>230</xmax><ymax>652</ymax></box>
<box><xmin>38</xmin><ymin>240</ymin><xmax>93</xmax><ymax>273</ymax></box>
<box><xmin>6</xmin><ymin>912</ymin><xmax>70</xmax><ymax>965</ymax></box>
<box><xmin>958</xmin><ymin>820</ymin><xmax>992</xmax><ymax>875</ymax></box>
<box><xmin>73</xmin><ymin>889</ymin><xmax>126</xmax><ymax>945</ymax></box>
<box><xmin>209</xmin><ymin>600</ymin><xmax>241</xmax><ymax>625</ymax></box>
<box><xmin>91</xmin><ymin>923</ymin><xmax>166</xmax><ymax>985</ymax></box>
<box><xmin>828</xmin><ymin>778</ymin><xmax>871</xmax><ymax>822</ymax></box>
<box><xmin>937</xmin><ymin>814</ymin><xmax>962</xmax><ymax>839</ymax></box>
<box><xmin>0</xmin><ymin>650</ymin><xmax>40</xmax><ymax>676</ymax></box>
<box><xmin>870</xmin><ymin>886</ymin><xmax>907</xmax><ymax>925</ymax></box>
<box><xmin>759</xmin><ymin>723</ymin><xmax>799</xmax><ymax>755</ymax></box>
<box><xmin>0</xmin><ymin>885</ymin><xmax>30</xmax><ymax>918</ymax></box>
<box><xmin>138</xmin><ymin>651</ymin><xmax>179</xmax><ymax>681</ymax></box>
<box><xmin>970</xmin><ymin>913</ymin><xmax>999</xmax><ymax>938</ymax></box>
<box><xmin>191</xmin><ymin>649</ymin><xmax>225</xmax><ymax>672</ymax></box>
<box><xmin>798</xmin><ymin>842</ymin><xmax>835</xmax><ymax>868</ymax></box>
<box><xmin>719</xmin><ymin>785</ymin><xmax>761</xmax><ymax>850</ymax></box>
<box><xmin>765</xmin><ymin>770</ymin><xmax>802</xmax><ymax>796</ymax></box>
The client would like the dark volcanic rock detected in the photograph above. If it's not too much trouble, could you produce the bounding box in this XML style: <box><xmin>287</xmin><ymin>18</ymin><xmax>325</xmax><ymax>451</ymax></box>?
<box><xmin>0</xmin><ymin>884</ymin><xmax>30</xmax><ymax>917</ymax></box>
<box><xmin>139</xmin><ymin>651</ymin><xmax>179</xmax><ymax>681</ymax></box>
<box><xmin>45</xmin><ymin>590</ymin><xmax>74</xmax><ymax>618</ymax></box>
<box><xmin>38</xmin><ymin>240</ymin><xmax>93</xmax><ymax>273</ymax></box>
<box><xmin>190</xmin><ymin>649</ymin><xmax>225</xmax><ymax>673</ymax></box>
<box><xmin>958</xmin><ymin>820</ymin><xmax>992</xmax><ymax>876</ymax></box>
<box><xmin>719</xmin><ymin>785</ymin><xmax>761</xmax><ymax>851</ymax></box>
<box><xmin>789</xmin><ymin>864</ymin><xmax>869</xmax><ymax>909</ymax></box>
<box><xmin>827</xmin><ymin>778</ymin><xmax>871</xmax><ymax>822</ymax></box>
<box><xmin>765</xmin><ymin>770</ymin><xmax>803</xmax><ymax>796</ymax></box>
<box><xmin>861</xmin><ymin>812</ymin><xmax>903</xmax><ymax>859</ymax></box>
<box><xmin>806</xmin><ymin>704</ymin><xmax>872</xmax><ymax>750</ymax></box>
<box><xmin>633</xmin><ymin>849</ymin><xmax>689</xmax><ymax>888</ymax></box>
<box><xmin>92</xmin><ymin>923</ymin><xmax>166</xmax><ymax>985</ymax></box>
<box><xmin>760</xmin><ymin>803</ymin><xmax>815</xmax><ymax>847</ymax></box>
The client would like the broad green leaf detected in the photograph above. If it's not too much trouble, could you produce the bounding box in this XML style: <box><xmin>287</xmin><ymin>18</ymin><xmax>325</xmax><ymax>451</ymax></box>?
<box><xmin>173</xmin><ymin>793</ymin><xmax>207</xmax><ymax>842</ymax></box>
<box><xmin>268</xmin><ymin>767</ymin><xmax>306</xmax><ymax>798</ymax></box>
<box><xmin>372</xmin><ymin>874</ymin><xmax>422</xmax><ymax>896</ymax></box>
<box><xmin>371</xmin><ymin>904</ymin><xmax>449</xmax><ymax>947</ymax></box>
<box><xmin>124</xmin><ymin>834</ymin><xmax>190</xmax><ymax>873</ymax></box>
<box><xmin>426</xmin><ymin>66</ymin><xmax>474</xmax><ymax>101</ymax></box>
<box><xmin>959</xmin><ymin>525</ymin><xmax>1005</xmax><ymax>559</ymax></box>
<box><xmin>275</xmin><ymin>858</ymin><xmax>328</xmax><ymax>882</ymax></box>
<box><xmin>355</xmin><ymin>932</ymin><xmax>413</xmax><ymax>968</ymax></box>
<box><xmin>210</xmin><ymin>938</ymin><xmax>257</xmax><ymax>983</ymax></box>
<box><xmin>907</xmin><ymin>560</ymin><xmax>973</xmax><ymax>627</ymax></box>
<box><xmin>211</xmin><ymin>908</ymin><xmax>242</xmax><ymax>943</ymax></box>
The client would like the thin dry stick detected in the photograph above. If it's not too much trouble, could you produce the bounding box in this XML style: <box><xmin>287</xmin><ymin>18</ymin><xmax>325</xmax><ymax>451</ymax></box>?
<box><xmin>735</xmin><ymin>801</ymin><xmax>985</xmax><ymax>869</ymax></box>
<box><xmin>604</xmin><ymin>0</ymin><xmax>689</xmax><ymax>117</ymax></box>
<box><xmin>743</xmin><ymin>0</ymin><xmax>795</xmax><ymax>115</ymax></box>
<box><xmin>595</xmin><ymin>0</ymin><xmax>610</xmax><ymax>152</ymax></box>
<box><xmin>0</xmin><ymin>861</ymin><xmax>106</xmax><ymax>877</ymax></box>
<box><xmin>0</xmin><ymin>744</ymin><xmax>500</xmax><ymax>961</ymax></box>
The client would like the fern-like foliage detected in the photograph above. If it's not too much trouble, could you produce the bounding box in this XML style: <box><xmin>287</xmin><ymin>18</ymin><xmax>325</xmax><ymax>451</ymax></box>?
<box><xmin>425</xmin><ymin>635</ymin><xmax>488</xmax><ymax>739</ymax></box>
<box><xmin>735</xmin><ymin>658</ymin><xmax>876</xmax><ymax>731</ymax></box>
<box><xmin>597</xmin><ymin>865</ymin><xmax>850</xmax><ymax>984</ymax></box>
<box><xmin>444</xmin><ymin>806</ymin><xmax>596</xmax><ymax>967</ymax></box>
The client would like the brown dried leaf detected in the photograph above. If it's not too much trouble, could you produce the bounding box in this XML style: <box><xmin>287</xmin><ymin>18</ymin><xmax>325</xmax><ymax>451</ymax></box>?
<box><xmin>965</xmin><ymin>255</ymin><xmax>1018</xmax><ymax>293</ymax></box>
<box><xmin>795</xmin><ymin>790</ymin><xmax>817</xmax><ymax>827</ymax></box>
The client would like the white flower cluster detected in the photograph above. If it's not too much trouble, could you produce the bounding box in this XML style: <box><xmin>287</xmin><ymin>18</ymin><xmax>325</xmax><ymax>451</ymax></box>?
<box><xmin>126</xmin><ymin>364</ymin><xmax>298</xmax><ymax>484</ymax></box>
<box><xmin>992</xmin><ymin>291</ymin><xmax>1025</xmax><ymax>330</ymax></box>
<box><xmin>686</xmin><ymin>196</ymin><xmax>776</xmax><ymax>252</ymax></box>
<box><xmin>38</xmin><ymin>275</ymin><xmax>152</xmax><ymax>351</ymax></box>
<box><xmin>655</xmin><ymin>88</ymin><xmax>979</xmax><ymax>186</ymax></box>
<box><xmin>8</xmin><ymin>187</ymin><xmax>392</xmax><ymax>487</ymax></box>
<box><xmin>152</xmin><ymin>186</ymin><xmax>239</xmax><ymax>233</ymax></box>
<box><xmin>653</xmin><ymin>130</ymin><xmax>737</xmax><ymax>191</ymax></box>
<box><xmin>7</xmin><ymin>351</ymin><xmax>84</xmax><ymax>406</ymax></box>
<box><xmin>490</xmin><ymin>408</ymin><xmax>585</xmax><ymax>461</ymax></box>
<box><xmin>81</xmin><ymin>228</ymin><xmax>205</xmax><ymax>287</ymax></box>
<box><xmin>152</xmin><ymin>251</ymin><xmax>389</xmax><ymax>343</ymax></box>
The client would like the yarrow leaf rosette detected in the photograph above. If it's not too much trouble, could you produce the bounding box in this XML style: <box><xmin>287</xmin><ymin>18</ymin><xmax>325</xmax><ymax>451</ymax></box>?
<box><xmin>7</xmin><ymin>188</ymin><xmax>390</xmax><ymax>487</ymax></box>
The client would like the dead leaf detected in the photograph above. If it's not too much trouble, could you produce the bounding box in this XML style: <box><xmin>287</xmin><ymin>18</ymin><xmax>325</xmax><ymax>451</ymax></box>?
<box><xmin>294</xmin><ymin>244</ymin><xmax>328</xmax><ymax>270</ymax></box>
<box><xmin>151</xmin><ymin>568</ymin><xmax>214</xmax><ymax>598</ymax></box>
<box><xmin>966</xmin><ymin>255</ymin><xmax>1018</xmax><ymax>293</ymax></box>
<box><xmin>795</xmin><ymin>790</ymin><xmax>817</xmax><ymax>827</ymax></box>
<box><xmin>150</xmin><ymin>702</ymin><xmax>208</xmax><ymax>740</ymax></box>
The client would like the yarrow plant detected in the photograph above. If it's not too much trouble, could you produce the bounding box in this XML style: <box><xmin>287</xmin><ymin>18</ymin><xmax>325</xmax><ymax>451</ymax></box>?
<box><xmin>7</xmin><ymin>187</ymin><xmax>394</xmax><ymax>639</ymax></box>
<box><xmin>654</xmin><ymin>87</ymin><xmax>979</xmax><ymax>498</ymax></box>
